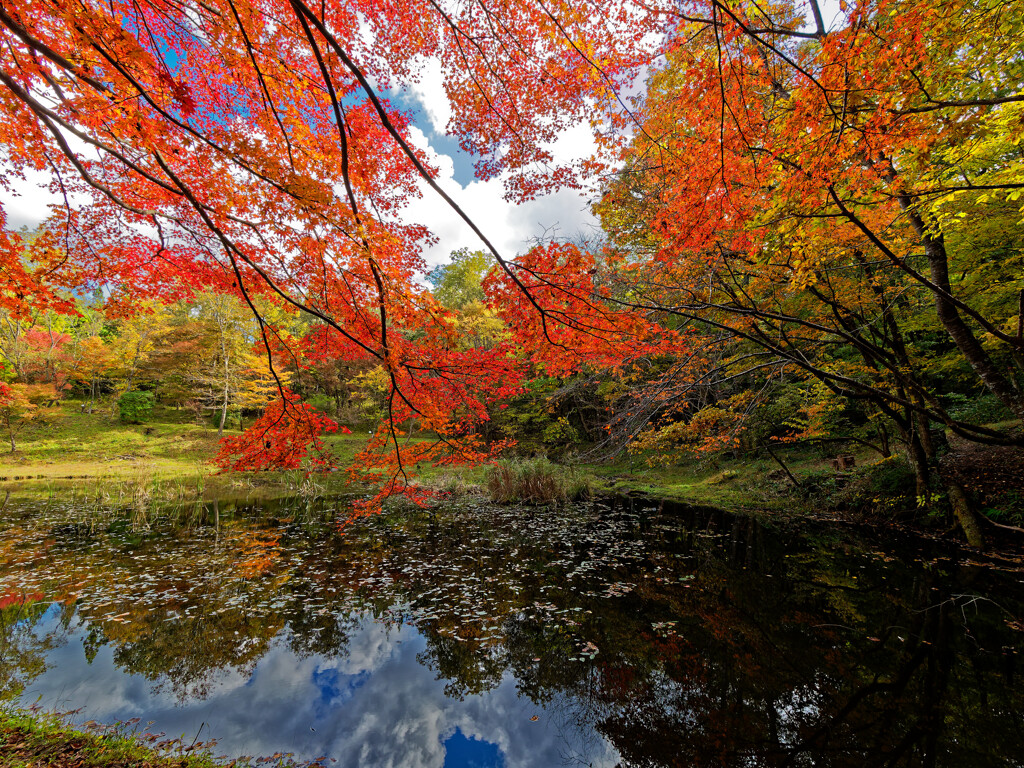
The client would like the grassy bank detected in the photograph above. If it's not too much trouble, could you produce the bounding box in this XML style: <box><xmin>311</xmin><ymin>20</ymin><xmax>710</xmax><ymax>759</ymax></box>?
<box><xmin>0</xmin><ymin>400</ymin><xmax>897</xmax><ymax>514</ymax></box>
<box><xmin>0</xmin><ymin>399</ymin><xmax>813</xmax><ymax>510</ymax></box>
<box><xmin>0</xmin><ymin>707</ymin><xmax>328</xmax><ymax>767</ymax></box>
<box><xmin>0</xmin><ymin>401</ymin><xmax>374</xmax><ymax>502</ymax></box>
<box><xmin>0</xmin><ymin>708</ymin><xmax>228</xmax><ymax>768</ymax></box>
<box><xmin>5</xmin><ymin>399</ymin><xmax>1017</xmax><ymax>533</ymax></box>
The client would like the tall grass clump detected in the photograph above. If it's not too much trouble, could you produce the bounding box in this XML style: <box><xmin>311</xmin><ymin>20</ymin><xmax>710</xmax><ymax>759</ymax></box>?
<box><xmin>486</xmin><ymin>458</ymin><xmax>590</xmax><ymax>505</ymax></box>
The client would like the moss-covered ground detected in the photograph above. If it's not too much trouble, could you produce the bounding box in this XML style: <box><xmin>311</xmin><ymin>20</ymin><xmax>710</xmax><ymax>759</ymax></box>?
<box><xmin>0</xmin><ymin>399</ymin><xmax>885</xmax><ymax>515</ymax></box>
<box><xmin>0</xmin><ymin>401</ymin><xmax>374</xmax><ymax>501</ymax></box>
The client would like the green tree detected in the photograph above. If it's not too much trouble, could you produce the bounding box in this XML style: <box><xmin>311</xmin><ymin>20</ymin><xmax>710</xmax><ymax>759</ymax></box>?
<box><xmin>428</xmin><ymin>249</ymin><xmax>491</xmax><ymax>310</ymax></box>
<box><xmin>117</xmin><ymin>390</ymin><xmax>154</xmax><ymax>424</ymax></box>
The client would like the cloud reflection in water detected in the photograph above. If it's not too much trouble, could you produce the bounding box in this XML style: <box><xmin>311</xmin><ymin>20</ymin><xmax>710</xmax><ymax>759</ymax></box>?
<box><xmin>19</xmin><ymin>611</ymin><xmax>619</xmax><ymax>768</ymax></box>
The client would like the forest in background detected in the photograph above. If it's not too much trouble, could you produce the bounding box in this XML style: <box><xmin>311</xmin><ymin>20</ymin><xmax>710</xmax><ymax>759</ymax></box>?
<box><xmin>0</xmin><ymin>0</ymin><xmax>1022</xmax><ymax>545</ymax></box>
<box><xmin>2</xmin><ymin>220</ymin><xmax>1022</xmax><ymax>546</ymax></box>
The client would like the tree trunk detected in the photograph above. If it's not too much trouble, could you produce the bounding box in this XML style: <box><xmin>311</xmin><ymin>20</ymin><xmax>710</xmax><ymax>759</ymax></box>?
<box><xmin>946</xmin><ymin>481</ymin><xmax>984</xmax><ymax>549</ymax></box>
<box><xmin>763</xmin><ymin>441</ymin><xmax>800</xmax><ymax>487</ymax></box>
<box><xmin>906</xmin><ymin>426</ymin><xmax>931</xmax><ymax>503</ymax></box>
<box><xmin>906</xmin><ymin>209</ymin><xmax>1024</xmax><ymax>420</ymax></box>
<box><xmin>218</xmin><ymin>336</ymin><xmax>230</xmax><ymax>438</ymax></box>
<box><xmin>218</xmin><ymin>377</ymin><xmax>229</xmax><ymax>438</ymax></box>
<box><xmin>915</xmin><ymin>408</ymin><xmax>935</xmax><ymax>460</ymax></box>
<box><xmin>875</xmin><ymin>418</ymin><xmax>891</xmax><ymax>458</ymax></box>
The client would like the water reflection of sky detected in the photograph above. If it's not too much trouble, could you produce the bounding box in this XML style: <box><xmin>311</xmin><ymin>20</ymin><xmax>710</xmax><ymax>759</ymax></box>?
<box><xmin>19</xmin><ymin>609</ymin><xmax>619</xmax><ymax>768</ymax></box>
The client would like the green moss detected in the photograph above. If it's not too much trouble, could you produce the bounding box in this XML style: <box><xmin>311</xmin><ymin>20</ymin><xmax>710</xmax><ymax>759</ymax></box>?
<box><xmin>582</xmin><ymin>444</ymin><xmax>872</xmax><ymax>513</ymax></box>
<box><xmin>0</xmin><ymin>401</ymin><xmax>368</xmax><ymax>503</ymax></box>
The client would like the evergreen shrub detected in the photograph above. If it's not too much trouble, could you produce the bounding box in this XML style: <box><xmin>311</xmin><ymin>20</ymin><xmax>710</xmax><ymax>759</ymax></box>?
<box><xmin>118</xmin><ymin>391</ymin><xmax>154</xmax><ymax>424</ymax></box>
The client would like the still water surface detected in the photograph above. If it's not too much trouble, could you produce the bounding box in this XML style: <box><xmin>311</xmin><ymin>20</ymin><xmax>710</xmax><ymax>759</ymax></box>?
<box><xmin>1</xmin><ymin>495</ymin><xmax>1022</xmax><ymax>766</ymax></box>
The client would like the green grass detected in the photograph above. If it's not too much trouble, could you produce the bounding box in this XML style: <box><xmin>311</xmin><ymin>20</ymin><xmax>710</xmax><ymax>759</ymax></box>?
<box><xmin>0</xmin><ymin>400</ymin><xmax>495</xmax><ymax>505</ymax></box>
<box><xmin>581</xmin><ymin>443</ymin><xmax>889</xmax><ymax>512</ymax></box>
<box><xmin>486</xmin><ymin>457</ymin><xmax>590</xmax><ymax>504</ymax></box>
<box><xmin>0</xmin><ymin>401</ymin><xmax>369</xmax><ymax>502</ymax></box>
<box><xmin>0</xmin><ymin>706</ymin><xmax>324</xmax><ymax>767</ymax></box>
<box><xmin>0</xmin><ymin>708</ymin><xmax>227</xmax><ymax>768</ymax></box>
<box><xmin>0</xmin><ymin>398</ymin><xmax>900</xmax><ymax>515</ymax></box>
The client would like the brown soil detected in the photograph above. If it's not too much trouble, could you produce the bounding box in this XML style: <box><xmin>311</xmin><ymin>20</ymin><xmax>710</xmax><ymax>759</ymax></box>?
<box><xmin>940</xmin><ymin>435</ymin><xmax>1024</xmax><ymax>516</ymax></box>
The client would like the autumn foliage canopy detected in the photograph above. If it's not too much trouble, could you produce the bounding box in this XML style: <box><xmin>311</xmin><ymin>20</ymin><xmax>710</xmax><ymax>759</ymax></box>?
<box><xmin>1</xmin><ymin>0</ymin><xmax>1022</xmax><ymax>507</ymax></box>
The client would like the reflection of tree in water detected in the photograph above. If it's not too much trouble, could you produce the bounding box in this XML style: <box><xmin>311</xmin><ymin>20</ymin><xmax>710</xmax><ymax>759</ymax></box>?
<box><xmin>506</xmin><ymin>510</ymin><xmax>1024</xmax><ymax>766</ymax></box>
<box><xmin>394</xmin><ymin>502</ymin><xmax>1024</xmax><ymax>767</ymax></box>
<box><xmin>76</xmin><ymin>508</ymin><xmax>369</xmax><ymax>701</ymax></box>
<box><xmin>600</xmin><ymin>588</ymin><xmax>1020</xmax><ymax>767</ymax></box>
<box><xmin>0</xmin><ymin>596</ymin><xmax>66</xmax><ymax>700</ymax></box>
<box><xmin>80</xmin><ymin>578</ymin><xmax>364</xmax><ymax>702</ymax></box>
<box><xmin>284</xmin><ymin>600</ymin><xmax>359</xmax><ymax>661</ymax></box>
<box><xmin>417</xmin><ymin>631</ymin><xmax>508</xmax><ymax>701</ymax></box>
<box><xmin>0</xmin><ymin>499</ymin><xmax>360</xmax><ymax>702</ymax></box>
<box><xmin>1</xmin><ymin>496</ymin><xmax>1022</xmax><ymax>764</ymax></box>
<box><xmin>106</xmin><ymin>606</ymin><xmax>286</xmax><ymax>701</ymax></box>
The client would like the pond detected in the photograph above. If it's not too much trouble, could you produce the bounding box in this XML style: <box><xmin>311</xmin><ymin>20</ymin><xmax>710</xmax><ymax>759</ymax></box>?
<box><xmin>1</xmin><ymin>494</ymin><xmax>1022</xmax><ymax>767</ymax></box>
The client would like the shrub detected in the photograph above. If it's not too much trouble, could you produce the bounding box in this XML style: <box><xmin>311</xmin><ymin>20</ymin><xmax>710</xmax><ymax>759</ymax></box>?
<box><xmin>486</xmin><ymin>457</ymin><xmax>590</xmax><ymax>505</ymax></box>
<box><xmin>542</xmin><ymin>416</ymin><xmax>579</xmax><ymax>446</ymax></box>
<box><xmin>118</xmin><ymin>391</ymin><xmax>154</xmax><ymax>424</ymax></box>
<box><xmin>208</xmin><ymin>407</ymin><xmax>240</xmax><ymax>429</ymax></box>
<box><xmin>865</xmin><ymin>456</ymin><xmax>917</xmax><ymax>495</ymax></box>
<box><xmin>305</xmin><ymin>393</ymin><xmax>336</xmax><ymax>418</ymax></box>
<box><xmin>813</xmin><ymin>456</ymin><xmax>924</xmax><ymax>518</ymax></box>
<box><xmin>944</xmin><ymin>392</ymin><xmax>1015</xmax><ymax>425</ymax></box>
<box><xmin>985</xmin><ymin>490</ymin><xmax>1024</xmax><ymax>528</ymax></box>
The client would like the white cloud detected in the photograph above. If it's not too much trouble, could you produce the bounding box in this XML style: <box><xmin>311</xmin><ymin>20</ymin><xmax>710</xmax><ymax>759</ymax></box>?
<box><xmin>334</xmin><ymin>619</ymin><xmax>401</xmax><ymax>675</ymax></box>
<box><xmin>401</xmin><ymin>123</ymin><xmax>599</xmax><ymax>270</ymax></box>
<box><xmin>1</xmin><ymin>163</ymin><xmax>77</xmax><ymax>232</ymax></box>
<box><xmin>404</xmin><ymin>57</ymin><xmax>453</xmax><ymax>136</ymax></box>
